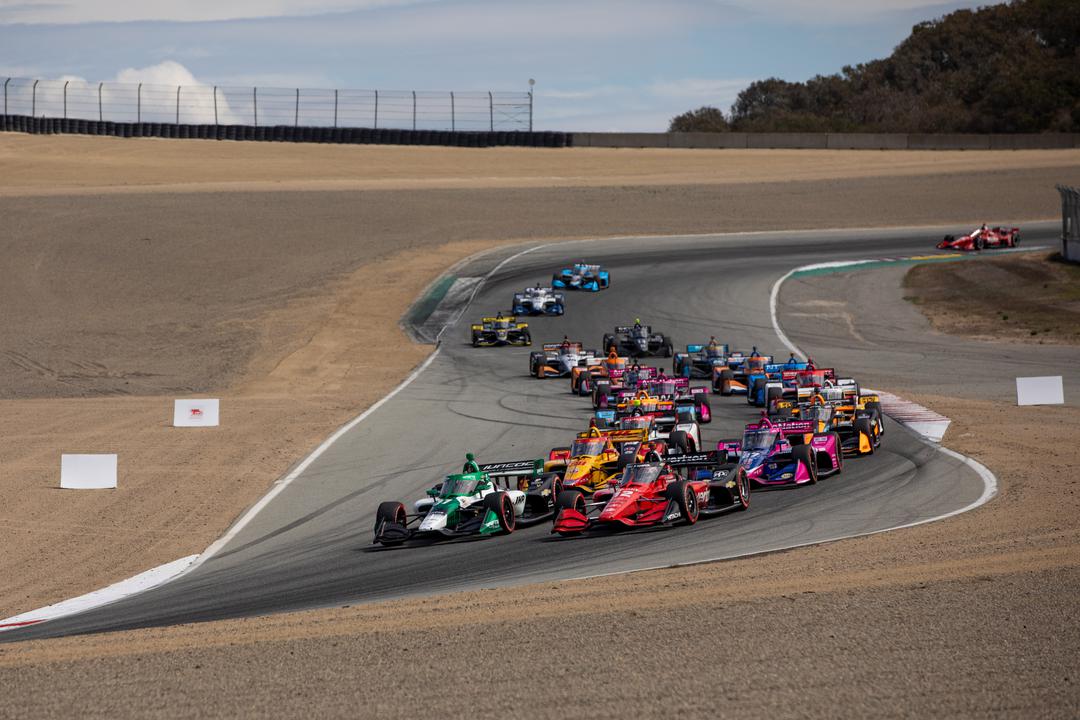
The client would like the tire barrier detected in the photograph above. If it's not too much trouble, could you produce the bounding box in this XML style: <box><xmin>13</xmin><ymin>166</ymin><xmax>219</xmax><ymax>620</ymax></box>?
<box><xmin>0</xmin><ymin>114</ymin><xmax>583</xmax><ymax>148</ymax></box>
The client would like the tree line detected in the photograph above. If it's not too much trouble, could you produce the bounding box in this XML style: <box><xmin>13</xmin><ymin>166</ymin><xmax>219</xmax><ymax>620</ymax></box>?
<box><xmin>670</xmin><ymin>0</ymin><xmax>1079</xmax><ymax>134</ymax></box>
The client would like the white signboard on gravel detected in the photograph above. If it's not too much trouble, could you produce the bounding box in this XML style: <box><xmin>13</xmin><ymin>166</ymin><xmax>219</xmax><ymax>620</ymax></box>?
<box><xmin>173</xmin><ymin>399</ymin><xmax>220</xmax><ymax>427</ymax></box>
<box><xmin>1016</xmin><ymin>376</ymin><xmax>1064</xmax><ymax>406</ymax></box>
<box><xmin>60</xmin><ymin>454</ymin><xmax>117</xmax><ymax>489</ymax></box>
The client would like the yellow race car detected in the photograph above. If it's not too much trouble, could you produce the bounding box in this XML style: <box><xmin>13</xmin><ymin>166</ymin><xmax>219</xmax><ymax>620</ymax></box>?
<box><xmin>471</xmin><ymin>314</ymin><xmax>531</xmax><ymax>347</ymax></box>
<box><xmin>545</xmin><ymin>425</ymin><xmax>663</xmax><ymax>496</ymax></box>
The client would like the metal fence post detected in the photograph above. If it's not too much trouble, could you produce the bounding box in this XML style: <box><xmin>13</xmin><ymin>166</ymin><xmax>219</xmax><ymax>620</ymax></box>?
<box><xmin>412</xmin><ymin>90</ymin><xmax>416</xmax><ymax>130</ymax></box>
<box><xmin>294</xmin><ymin>88</ymin><xmax>299</xmax><ymax>127</ymax></box>
<box><xmin>451</xmin><ymin>91</ymin><xmax>455</xmax><ymax>132</ymax></box>
<box><xmin>374</xmin><ymin>90</ymin><xmax>378</xmax><ymax>129</ymax></box>
<box><xmin>137</xmin><ymin>83</ymin><xmax>142</xmax><ymax>123</ymax></box>
<box><xmin>98</xmin><ymin>82</ymin><xmax>103</xmax><ymax>121</ymax></box>
<box><xmin>213</xmin><ymin>86</ymin><xmax>218</xmax><ymax>125</ymax></box>
<box><xmin>488</xmin><ymin>91</ymin><xmax>493</xmax><ymax>131</ymax></box>
<box><xmin>333</xmin><ymin>89</ymin><xmax>338</xmax><ymax>128</ymax></box>
<box><xmin>253</xmin><ymin>87</ymin><xmax>258</xmax><ymax>126</ymax></box>
<box><xmin>31</xmin><ymin>79</ymin><xmax>38</xmax><ymax>117</ymax></box>
<box><xmin>529</xmin><ymin>90</ymin><xmax>533</xmax><ymax>132</ymax></box>
<box><xmin>3</xmin><ymin>78</ymin><xmax>8</xmax><ymax>116</ymax></box>
<box><xmin>176</xmin><ymin>85</ymin><xmax>181</xmax><ymax>124</ymax></box>
<box><xmin>63</xmin><ymin>80</ymin><xmax>69</xmax><ymax>119</ymax></box>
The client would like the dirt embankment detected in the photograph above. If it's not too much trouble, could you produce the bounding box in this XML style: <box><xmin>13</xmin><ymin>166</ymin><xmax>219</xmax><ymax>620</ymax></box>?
<box><xmin>904</xmin><ymin>252</ymin><xmax>1080</xmax><ymax>345</ymax></box>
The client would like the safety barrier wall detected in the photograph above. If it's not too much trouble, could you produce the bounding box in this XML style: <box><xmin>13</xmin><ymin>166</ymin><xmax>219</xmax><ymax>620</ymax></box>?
<box><xmin>572</xmin><ymin>131</ymin><xmax>1080</xmax><ymax>150</ymax></box>
<box><xmin>3</xmin><ymin>115</ymin><xmax>1078</xmax><ymax>150</ymax></box>
<box><xmin>0</xmin><ymin>114</ymin><xmax>571</xmax><ymax>147</ymax></box>
<box><xmin>1060</xmin><ymin>185</ymin><xmax>1080</xmax><ymax>263</ymax></box>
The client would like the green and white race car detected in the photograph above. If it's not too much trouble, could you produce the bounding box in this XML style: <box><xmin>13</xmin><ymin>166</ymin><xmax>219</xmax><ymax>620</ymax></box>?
<box><xmin>372</xmin><ymin>455</ymin><xmax>561</xmax><ymax>546</ymax></box>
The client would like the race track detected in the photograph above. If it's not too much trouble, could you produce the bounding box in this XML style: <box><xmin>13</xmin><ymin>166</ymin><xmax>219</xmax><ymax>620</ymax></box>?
<box><xmin>4</xmin><ymin>223</ymin><xmax>1060</xmax><ymax>642</ymax></box>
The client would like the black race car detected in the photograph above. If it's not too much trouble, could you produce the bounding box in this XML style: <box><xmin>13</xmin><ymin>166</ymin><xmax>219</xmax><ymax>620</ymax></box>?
<box><xmin>602</xmin><ymin>323</ymin><xmax>673</xmax><ymax>358</ymax></box>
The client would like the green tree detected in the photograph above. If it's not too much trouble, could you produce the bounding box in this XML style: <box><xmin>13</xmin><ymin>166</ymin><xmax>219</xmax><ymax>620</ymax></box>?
<box><xmin>668</xmin><ymin>106</ymin><xmax>729</xmax><ymax>132</ymax></box>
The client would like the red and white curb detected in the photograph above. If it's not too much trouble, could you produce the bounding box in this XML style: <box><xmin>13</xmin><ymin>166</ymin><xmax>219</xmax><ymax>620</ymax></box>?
<box><xmin>867</xmin><ymin>389</ymin><xmax>951</xmax><ymax>443</ymax></box>
<box><xmin>0</xmin><ymin>555</ymin><xmax>198</xmax><ymax>632</ymax></box>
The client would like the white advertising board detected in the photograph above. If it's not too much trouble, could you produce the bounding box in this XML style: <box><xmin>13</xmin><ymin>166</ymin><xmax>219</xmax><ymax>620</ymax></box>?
<box><xmin>60</xmin><ymin>454</ymin><xmax>118</xmax><ymax>489</ymax></box>
<box><xmin>173</xmin><ymin>399</ymin><xmax>220</xmax><ymax>427</ymax></box>
<box><xmin>1016</xmin><ymin>376</ymin><xmax>1064</xmax><ymax>406</ymax></box>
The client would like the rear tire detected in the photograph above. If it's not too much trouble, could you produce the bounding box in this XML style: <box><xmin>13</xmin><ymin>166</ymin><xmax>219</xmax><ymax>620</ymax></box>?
<box><xmin>750</xmin><ymin>378</ymin><xmax>766</xmax><ymax>406</ymax></box>
<box><xmin>484</xmin><ymin>491</ymin><xmax>516</xmax><ymax>534</ymax></box>
<box><xmin>717</xmin><ymin>368</ymin><xmax>733</xmax><ymax>396</ymax></box>
<box><xmin>792</xmin><ymin>445</ymin><xmax>818</xmax><ymax>484</ymax></box>
<box><xmin>766</xmin><ymin>385</ymin><xmax>783</xmax><ymax>412</ymax></box>
<box><xmin>854</xmin><ymin>417</ymin><xmax>876</xmax><ymax>455</ymax></box>
<box><xmin>668</xmin><ymin>430</ymin><xmax>692</xmax><ymax>455</ymax></box>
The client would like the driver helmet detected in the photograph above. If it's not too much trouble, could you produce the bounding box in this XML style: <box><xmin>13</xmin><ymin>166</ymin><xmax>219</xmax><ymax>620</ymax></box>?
<box><xmin>462</xmin><ymin>452</ymin><xmax>480</xmax><ymax>474</ymax></box>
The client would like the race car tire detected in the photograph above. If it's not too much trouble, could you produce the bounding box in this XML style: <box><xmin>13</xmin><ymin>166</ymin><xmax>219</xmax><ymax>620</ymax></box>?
<box><xmin>750</xmin><ymin>378</ymin><xmax>766</xmax><ymax>406</ymax></box>
<box><xmin>535</xmin><ymin>361</ymin><xmax>546</xmax><ymax>379</ymax></box>
<box><xmin>696</xmin><ymin>395</ymin><xmax>712</xmax><ymax>424</ymax></box>
<box><xmin>484</xmin><ymin>491</ymin><xmax>516</xmax><ymax>534</ymax></box>
<box><xmin>554</xmin><ymin>490</ymin><xmax>587</xmax><ymax>535</ymax></box>
<box><xmin>529</xmin><ymin>352</ymin><xmax>543</xmax><ymax>377</ymax></box>
<box><xmin>733</xmin><ymin>467</ymin><xmax>750</xmax><ymax>510</ymax></box>
<box><xmin>974</xmin><ymin>236</ymin><xmax>985</xmax><ymax>251</ymax></box>
<box><xmin>716</xmin><ymin>368</ymin><xmax>734</xmax><ymax>396</ymax></box>
<box><xmin>766</xmin><ymin>385</ymin><xmax>783</xmax><ymax>410</ymax></box>
<box><xmin>668</xmin><ymin>430</ymin><xmax>693</xmax><ymax>455</ymax></box>
<box><xmin>854</xmin><ymin>418</ymin><xmax>876</xmax><ymax>454</ymax></box>
<box><xmin>663</xmin><ymin>340</ymin><xmax>673</xmax><ymax>358</ymax></box>
<box><xmin>523</xmin><ymin>330</ymin><xmax>532</xmax><ymax>346</ymax></box>
<box><xmin>667</xmin><ymin>479</ymin><xmax>699</xmax><ymax>525</ymax></box>
<box><xmin>792</xmin><ymin>445</ymin><xmax>818</xmax><ymax>484</ymax></box>
<box><xmin>602</xmin><ymin>333</ymin><xmax>616</xmax><ymax>353</ymax></box>
<box><xmin>1013</xmin><ymin>233</ymin><xmax>1020</xmax><ymax>247</ymax></box>
<box><xmin>374</xmin><ymin>501</ymin><xmax>408</xmax><ymax>545</ymax></box>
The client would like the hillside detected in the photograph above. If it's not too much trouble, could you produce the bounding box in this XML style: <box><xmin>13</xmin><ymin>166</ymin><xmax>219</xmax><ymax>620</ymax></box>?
<box><xmin>670</xmin><ymin>0</ymin><xmax>1080</xmax><ymax>134</ymax></box>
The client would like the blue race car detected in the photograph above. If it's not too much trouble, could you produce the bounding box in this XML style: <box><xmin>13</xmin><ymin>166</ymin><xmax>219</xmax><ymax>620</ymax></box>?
<box><xmin>552</xmin><ymin>262</ymin><xmax>610</xmax><ymax>292</ymax></box>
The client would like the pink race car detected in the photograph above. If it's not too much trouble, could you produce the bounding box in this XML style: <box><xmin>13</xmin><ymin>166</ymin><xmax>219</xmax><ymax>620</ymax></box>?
<box><xmin>717</xmin><ymin>416</ymin><xmax>842</xmax><ymax>487</ymax></box>
<box><xmin>937</xmin><ymin>225</ymin><xmax>1020</xmax><ymax>251</ymax></box>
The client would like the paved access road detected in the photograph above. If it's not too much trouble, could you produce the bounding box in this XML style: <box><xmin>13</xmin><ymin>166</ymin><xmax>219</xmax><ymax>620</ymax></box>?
<box><xmin>6</xmin><ymin>223</ymin><xmax>1060</xmax><ymax>641</ymax></box>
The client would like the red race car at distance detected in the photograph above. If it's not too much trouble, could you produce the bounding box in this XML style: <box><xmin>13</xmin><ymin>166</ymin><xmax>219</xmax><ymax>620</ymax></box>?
<box><xmin>937</xmin><ymin>224</ymin><xmax>1020</xmax><ymax>251</ymax></box>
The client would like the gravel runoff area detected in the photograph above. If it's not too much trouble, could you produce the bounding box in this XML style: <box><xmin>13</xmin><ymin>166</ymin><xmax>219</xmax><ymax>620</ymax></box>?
<box><xmin>0</xmin><ymin>137</ymin><xmax>1078</xmax><ymax>718</ymax></box>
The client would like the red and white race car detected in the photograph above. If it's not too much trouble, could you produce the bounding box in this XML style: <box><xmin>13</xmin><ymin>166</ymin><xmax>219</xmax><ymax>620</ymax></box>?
<box><xmin>937</xmin><ymin>225</ymin><xmax>1020</xmax><ymax>251</ymax></box>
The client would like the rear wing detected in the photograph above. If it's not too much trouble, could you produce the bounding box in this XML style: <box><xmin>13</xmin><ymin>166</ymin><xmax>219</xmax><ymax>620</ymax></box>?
<box><xmin>686</xmin><ymin>343</ymin><xmax>729</xmax><ymax>354</ymax></box>
<box><xmin>745</xmin><ymin>419</ymin><xmax>814</xmax><ymax>436</ymax></box>
<box><xmin>665</xmin><ymin>451</ymin><xmax>724</xmax><ymax>467</ymax></box>
<box><xmin>614</xmin><ymin>325</ymin><xmax>652</xmax><ymax>334</ymax></box>
<box><xmin>541</xmin><ymin>341</ymin><xmax>582</xmax><ymax>352</ymax></box>
<box><xmin>478</xmin><ymin>459</ymin><xmax>544</xmax><ymax>477</ymax></box>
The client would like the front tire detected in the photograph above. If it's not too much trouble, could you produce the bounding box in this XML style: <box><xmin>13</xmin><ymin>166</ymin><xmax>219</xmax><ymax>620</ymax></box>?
<box><xmin>484</xmin><ymin>491</ymin><xmax>516</xmax><ymax>534</ymax></box>
<box><xmin>717</xmin><ymin>368</ymin><xmax>734</xmax><ymax>396</ymax></box>
<box><xmin>792</xmin><ymin>445</ymin><xmax>818</xmax><ymax>484</ymax></box>
<box><xmin>668</xmin><ymin>480</ymin><xmax>699</xmax><ymax>525</ymax></box>
<box><xmin>374</xmin><ymin>501</ymin><xmax>407</xmax><ymax>545</ymax></box>
<box><xmin>668</xmin><ymin>430</ymin><xmax>693</xmax><ymax>455</ymax></box>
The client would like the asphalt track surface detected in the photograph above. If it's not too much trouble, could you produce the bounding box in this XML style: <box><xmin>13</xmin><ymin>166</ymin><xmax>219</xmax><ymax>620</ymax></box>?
<box><xmin>5</xmin><ymin>223</ymin><xmax>1061</xmax><ymax>642</ymax></box>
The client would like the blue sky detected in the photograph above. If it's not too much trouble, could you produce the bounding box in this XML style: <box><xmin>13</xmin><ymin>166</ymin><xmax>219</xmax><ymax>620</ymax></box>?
<box><xmin>0</xmin><ymin>0</ymin><xmax>988</xmax><ymax>130</ymax></box>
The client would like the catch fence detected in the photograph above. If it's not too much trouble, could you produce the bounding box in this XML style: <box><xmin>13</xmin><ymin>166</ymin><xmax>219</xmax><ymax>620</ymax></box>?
<box><xmin>1</xmin><ymin>76</ymin><xmax>533</xmax><ymax>132</ymax></box>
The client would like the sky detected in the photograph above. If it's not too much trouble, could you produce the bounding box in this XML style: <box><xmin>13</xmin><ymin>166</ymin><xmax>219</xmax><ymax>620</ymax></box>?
<box><xmin>0</xmin><ymin>0</ymin><xmax>990</xmax><ymax>131</ymax></box>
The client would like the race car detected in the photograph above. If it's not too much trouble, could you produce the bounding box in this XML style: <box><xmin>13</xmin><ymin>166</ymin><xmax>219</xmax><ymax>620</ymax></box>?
<box><xmin>529</xmin><ymin>340</ymin><xmax>601</xmax><ymax>379</ymax></box>
<box><xmin>569</xmin><ymin>349</ymin><xmax>629</xmax><ymax>396</ymax></box>
<box><xmin>761</xmin><ymin>365</ymin><xmax>838</xmax><ymax>412</ymax></box>
<box><xmin>599</xmin><ymin>376</ymin><xmax>712</xmax><ymax>423</ymax></box>
<box><xmin>547</xmin><ymin>426</ymin><xmax>666</xmax><ymax>497</ymax></box>
<box><xmin>771</xmin><ymin>382</ymin><xmax>883</xmax><ymax>457</ymax></box>
<box><xmin>551</xmin><ymin>451</ymin><xmax>750</xmax><ymax>536</ymax></box>
<box><xmin>673</xmin><ymin>338</ymin><xmax>729</xmax><ymax>379</ymax></box>
<box><xmin>551</xmin><ymin>262</ymin><xmax>610</xmax><ymax>292</ymax></box>
<box><xmin>602</xmin><ymin>322</ymin><xmax>673</xmax><ymax>358</ymax></box>
<box><xmin>372</xmin><ymin>455</ymin><xmax>561</xmax><ymax>546</ymax></box>
<box><xmin>512</xmin><ymin>285</ymin><xmax>565</xmax><ymax>316</ymax></box>
<box><xmin>938</xmin><ymin>225</ymin><xmax>1020</xmax><ymax>251</ymax></box>
<box><xmin>591</xmin><ymin>364</ymin><xmax>661</xmax><ymax>409</ymax></box>
<box><xmin>712</xmin><ymin>349</ymin><xmax>773</xmax><ymax>396</ymax></box>
<box><xmin>717</xmin><ymin>416</ymin><xmax>842</xmax><ymax>487</ymax></box>
<box><xmin>746</xmin><ymin>355</ymin><xmax>809</xmax><ymax>406</ymax></box>
<box><xmin>471</xmin><ymin>315</ymin><xmax>531</xmax><ymax>347</ymax></box>
<box><xmin>593</xmin><ymin>389</ymin><xmax>703</xmax><ymax>453</ymax></box>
